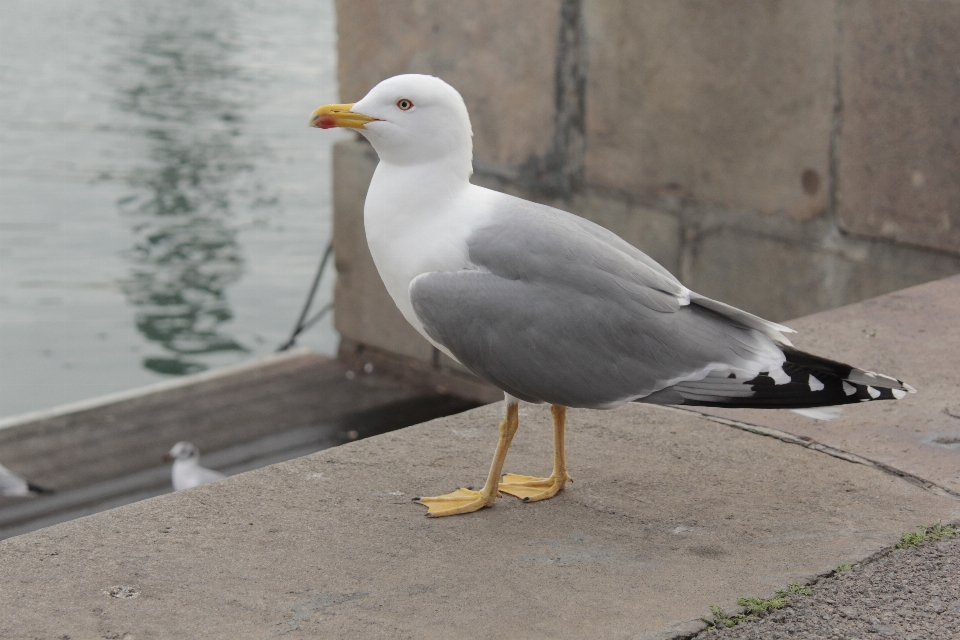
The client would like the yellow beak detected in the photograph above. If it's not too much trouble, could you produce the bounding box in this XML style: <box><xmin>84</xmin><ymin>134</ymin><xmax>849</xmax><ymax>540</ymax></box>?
<box><xmin>309</xmin><ymin>103</ymin><xmax>379</xmax><ymax>129</ymax></box>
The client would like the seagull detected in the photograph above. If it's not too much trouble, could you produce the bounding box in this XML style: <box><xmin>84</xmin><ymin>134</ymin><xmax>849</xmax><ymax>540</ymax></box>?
<box><xmin>0</xmin><ymin>461</ymin><xmax>53</xmax><ymax>497</ymax></box>
<box><xmin>310</xmin><ymin>74</ymin><xmax>916</xmax><ymax>517</ymax></box>
<box><xmin>164</xmin><ymin>442</ymin><xmax>224</xmax><ymax>491</ymax></box>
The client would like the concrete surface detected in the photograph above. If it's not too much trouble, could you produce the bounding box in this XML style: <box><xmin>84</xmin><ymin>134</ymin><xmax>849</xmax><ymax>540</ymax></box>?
<box><xmin>0</xmin><ymin>347</ymin><xmax>485</xmax><ymax>539</ymax></box>
<box><xmin>0</xmin><ymin>392</ymin><xmax>478</xmax><ymax>540</ymax></box>
<box><xmin>2</xmin><ymin>399</ymin><xmax>958</xmax><ymax>638</ymax></box>
<box><xmin>681</xmin><ymin>223</ymin><xmax>960</xmax><ymax>323</ymax></box>
<box><xmin>700</xmin><ymin>274</ymin><xmax>960</xmax><ymax>496</ymax></box>
<box><xmin>584</xmin><ymin>0</ymin><xmax>835</xmax><ymax>220</ymax></box>
<box><xmin>837</xmin><ymin>0</ymin><xmax>960</xmax><ymax>253</ymax></box>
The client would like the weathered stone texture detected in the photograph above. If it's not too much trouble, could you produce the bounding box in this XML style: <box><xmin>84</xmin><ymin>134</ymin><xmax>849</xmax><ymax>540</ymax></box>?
<box><xmin>2</xmin><ymin>400</ymin><xmax>958</xmax><ymax>638</ymax></box>
<box><xmin>684</xmin><ymin>225</ymin><xmax>960</xmax><ymax>322</ymax></box>
<box><xmin>583</xmin><ymin>0</ymin><xmax>836</xmax><ymax>219</ymax></box>
<box><xmin>685</xmin><ymin>229</ymin><xmax>845</xmax><ymax>321</ymax></box>
<box><xmin>838</xmin><ymin>0</ymin><xmax>960</xmax><ymax>255</ymax></box>
<box><xmin>335</xmin><ymin>0</ymin><xmax>561</xmax><ymax>168</ymax></box>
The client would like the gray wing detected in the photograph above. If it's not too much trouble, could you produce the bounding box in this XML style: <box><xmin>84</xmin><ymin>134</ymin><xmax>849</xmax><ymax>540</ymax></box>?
<box><xmin>410</xmin><ymin>198</ymin><xmax>785</xmax><ymax>408</ymax></box>
<box><xmin>465</xmin><ymin>198</ymin><xmax>689</xmax><ymax>314</ymax></box>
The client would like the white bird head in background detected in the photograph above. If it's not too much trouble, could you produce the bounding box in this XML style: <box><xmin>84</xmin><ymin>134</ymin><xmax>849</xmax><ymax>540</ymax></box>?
<box><xmin>163</xmin><ymin>441</ymin><xmax>200</xmax><ymax>463</ymax></box>
<box><xmin>163</xmin><ymin>441</ymin><xmax>224</xmax><ymax>491</ymax></box>
<box><xmin>310</xmin><ymin>74</ymin><xmax>473</xmax><ymax>177</ymax></box>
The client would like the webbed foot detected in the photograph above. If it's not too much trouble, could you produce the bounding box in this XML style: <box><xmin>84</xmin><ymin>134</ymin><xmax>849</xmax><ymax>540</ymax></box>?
<box><xmin>413</xmin><ymin>487</ymin><xmax>497</xmax><ymax>517</ymax></box>
<box><xmin>498</xmin><ymin>472</ymin><xmax>571</xmax><ymax>502</ymax></box>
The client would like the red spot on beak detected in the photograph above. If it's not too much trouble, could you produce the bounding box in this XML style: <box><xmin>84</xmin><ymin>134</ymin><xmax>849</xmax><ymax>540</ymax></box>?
<box><xmin>315</xmin><ymin>115</ymin><xmax>337</xmax><ymax>129</ymax></box>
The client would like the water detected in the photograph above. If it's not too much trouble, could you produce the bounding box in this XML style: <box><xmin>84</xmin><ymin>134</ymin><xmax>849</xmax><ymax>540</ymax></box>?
<box><xmin>0</xmin><ymin>0</ymin><xmax>344</xmax><ymax>418</ymax></box>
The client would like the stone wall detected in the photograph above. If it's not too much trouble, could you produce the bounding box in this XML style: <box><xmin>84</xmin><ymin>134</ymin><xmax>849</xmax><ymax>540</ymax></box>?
<box><xmin>331</xmin><ymin>0</ymin><xmax>960</xmax><ymax>372</ymax></box>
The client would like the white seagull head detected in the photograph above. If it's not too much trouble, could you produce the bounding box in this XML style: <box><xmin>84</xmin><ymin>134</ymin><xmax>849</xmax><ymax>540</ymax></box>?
<box><xmin>164</xmin><ymin>441</ymin><xmax>200</xmax><ymax>462</ymax></box>
<box><xmin>310</xmin><ymin>74</ymin><xmax>473</xmax><ymax>176</ymax></box>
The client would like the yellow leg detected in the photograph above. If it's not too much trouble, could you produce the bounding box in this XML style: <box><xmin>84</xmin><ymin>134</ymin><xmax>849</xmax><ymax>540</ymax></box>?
<box><xmin>414</xmin><ymin>403</ymin><xmax>519</xmax><ymax>517</ymax></box>
<box><xmin>499</xmin><ymin>404</ymin><xmax>572</xmax><ymax>502</ymax></box>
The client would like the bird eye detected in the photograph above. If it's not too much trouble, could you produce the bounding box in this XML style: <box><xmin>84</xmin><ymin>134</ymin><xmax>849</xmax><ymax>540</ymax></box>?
<box><xmin>396</xmin><ymin>98</ymin><xmax>414</xmax><ymax>111</ymax></box>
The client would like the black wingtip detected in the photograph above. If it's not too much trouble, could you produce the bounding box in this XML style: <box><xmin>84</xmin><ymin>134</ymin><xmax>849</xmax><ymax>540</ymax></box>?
<box><xmin>27</xmin><ymin>482</ymin><xmax>54</xmax><ymax>495</ymax></box>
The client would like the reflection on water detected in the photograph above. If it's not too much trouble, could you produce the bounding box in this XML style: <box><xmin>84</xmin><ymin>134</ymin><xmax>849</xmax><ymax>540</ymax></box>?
<box><xmin>122</xmin><ymin>218</ymin><xmax>245</xmax><ymax>375</ymax></box>
<box><xmin>115</xmin><ymin>6</ymin><xmax>265</xmax><ymax>374</ymax></box>
<box><xmin>0</xmin><ymin>0</ymin><xmax>339</xmax><ymax>416</ymax></box>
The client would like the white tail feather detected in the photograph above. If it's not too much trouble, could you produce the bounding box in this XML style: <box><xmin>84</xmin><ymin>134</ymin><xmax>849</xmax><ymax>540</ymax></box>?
<box><xmin>790</xmin><ymin>406</ymin><xmax>844</xmax><ymax>421</ymax></box>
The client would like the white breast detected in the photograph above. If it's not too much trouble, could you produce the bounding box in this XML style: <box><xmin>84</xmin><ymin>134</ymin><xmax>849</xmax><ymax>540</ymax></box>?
<box><xmin>363</xmin><ymin>162</ymin><xmax>493</xmax><ymax>348</ymax></box>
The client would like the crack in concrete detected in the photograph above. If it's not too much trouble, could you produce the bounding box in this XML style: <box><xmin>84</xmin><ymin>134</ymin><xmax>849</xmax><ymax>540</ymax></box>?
<box><xmin>667</xmin><ymin>406</ymin><xmax>960</xmax><ymax>502</ymax></box>
<box><xmin>827</xmin><ymin>1</ymin><xmax>844</xmax><ymax>230</ymax></box>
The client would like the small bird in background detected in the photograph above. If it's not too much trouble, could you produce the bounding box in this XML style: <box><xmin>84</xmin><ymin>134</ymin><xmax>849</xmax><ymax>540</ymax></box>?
<box><xmin>0</xmin><ymin>461</ymin><xmax>53</xmax><ymax>497</ymax></box>
<box><xmin>164</xmin><ymin>442</ymin><xmax>224</xmax><ymax>491</ymax></box>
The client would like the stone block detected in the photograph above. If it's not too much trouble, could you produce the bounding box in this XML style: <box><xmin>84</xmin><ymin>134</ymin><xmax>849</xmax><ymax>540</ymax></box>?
<box><xmin>335</xmin><ymin>0</ymin><xmax>561</xmax><ymax>168</ymax></box>
<box><xmin>583</xmin><ymin>0</ymin><xmax>836</xmax><ymax>219</ymax></box>
<box><xmin>837</xmin><ymin>1</ymin><xmax>960</xmax><ymax>255</ymax></box>
<box><xmin>838</xmin><ymin>234</ymin><xmax>960</xmax><ymax>306</ymax></box>
<box><xmin>685</xmin><ymin>226</ymin><xmax>960</xmax><ymax>322</ymax></box>
<box><xmin>686</xmin><ymin>229</ymin><xmax>844</xmax><ymax>321</ymax></box>
<box><xmin>332</xmin><ymin>139</ymin><xmax>436</xmax><ymax>363</ymax></box>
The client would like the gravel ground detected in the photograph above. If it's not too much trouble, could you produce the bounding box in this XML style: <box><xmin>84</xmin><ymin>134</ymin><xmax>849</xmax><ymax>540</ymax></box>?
<box><xmin>695</xmin><ymin>528</ymin><xmax>960</xmax><ymax>640</ymax></box>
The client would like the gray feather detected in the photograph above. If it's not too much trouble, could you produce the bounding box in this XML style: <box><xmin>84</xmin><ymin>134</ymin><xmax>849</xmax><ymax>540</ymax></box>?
<box><xmin>689</xmin><ymin>293</ymin><xmax>795</xmax><ymax>346</ymax></box>
<box><xmin>409</xmin><ymin>200</ymin><xmax>785</xmax><ymax>408</ymax></box>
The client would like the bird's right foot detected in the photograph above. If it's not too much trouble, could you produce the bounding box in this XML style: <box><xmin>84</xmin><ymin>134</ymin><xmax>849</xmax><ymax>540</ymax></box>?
<box><xmin>498</xmin><ymin>471</ymin><xmax>571</xmax><ymax>502</ymax></box>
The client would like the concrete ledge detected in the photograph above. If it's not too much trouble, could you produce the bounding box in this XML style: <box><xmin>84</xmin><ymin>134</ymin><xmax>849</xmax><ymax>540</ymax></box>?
<box><xmin>4</xmin><ymin>277</ymin><xmax>959</xmax><ymax>637</ymax></box>
<box><xmin>0</xmin><ymin>348</ymin><xmax>483</xmax><ymax>538</ymax></box>
<box><xmin>2</xmin><ymin>400</ymin><xmax>958</xmax><ymax>638</ymax></box>
<box><xmin>0</xmin><ymin>351</ymin><xmax>436</xmax><ymax>491</ymax></box>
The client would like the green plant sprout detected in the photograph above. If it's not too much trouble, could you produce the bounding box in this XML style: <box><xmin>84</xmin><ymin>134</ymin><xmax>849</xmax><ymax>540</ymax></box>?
<box><xmin>701</xmin><ymin>582</ymin><xmax>813</xmax><ymax>630</ymax></box>
<box><xmin>896</xmin><ymin>522</ymin><xmax>957</xmax><ymax>549</ymax></box>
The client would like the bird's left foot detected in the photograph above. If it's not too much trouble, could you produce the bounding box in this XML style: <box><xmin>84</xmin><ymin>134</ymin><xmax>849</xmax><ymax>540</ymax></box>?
<box><xmin>413</xmin><ymin>487</ymin><xmax>497</xmax><ymax>517</ymax></box>
<box><xmin>498</xmin><ymin>472</ymin><xmax>571</xmax><ymax>502</ymax></box>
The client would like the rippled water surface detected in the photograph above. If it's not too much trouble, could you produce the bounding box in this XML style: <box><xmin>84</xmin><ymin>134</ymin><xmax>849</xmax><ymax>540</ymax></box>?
<box><xmin>0</xmin><ymin>0</ymin><xmax>342</xmax><ymax>417</ymax></box>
